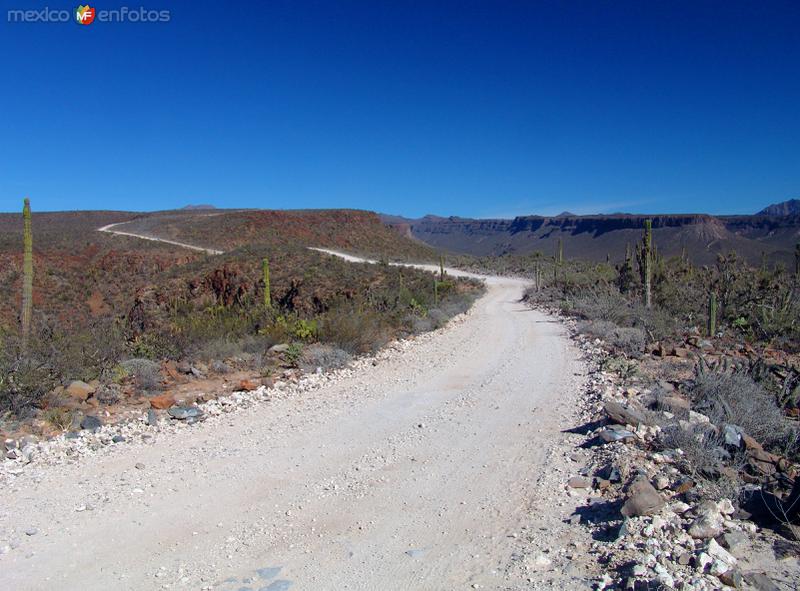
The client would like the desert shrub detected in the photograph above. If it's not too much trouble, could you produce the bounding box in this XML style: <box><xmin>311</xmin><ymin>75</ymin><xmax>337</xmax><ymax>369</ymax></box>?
<box><xmin>571</xmin><ymin>290</ymin><xmax>633</xmax><ymax>325</ymax></box>
<box><xmin>689</xmin><ymin>371</ymin><xmax>797</xmax><ymax>452</ymax></box>
<box><xmin>318</xmin><ymin>306</ymin><xmax>388</xmax><ymax>354</ymax></box>
<box><xmin>299</xmin><ymin>344</ymin><xmax>351</xmax><ymax>372</ymax></box>
<box><xmin>578</xmin><ymin>320</ymin><xmax>646</xmax><ymax>358</ymax></box>
<box><xmin>661</xmin><ymin>423</ymin><xmax>746</xmax><ymax>501</ymax></box>
<box><xmin>120</xmin><ymin>358</ymin><xmax>162</xmax><ymax>391</ymax></box>
<box><xmin>0</xmin><ymin>317</ymin><xmax>125</xmax><ymax>415</ymax></box>
<box><xmin>43</xmin><ymin>407</ymin><xmax>74</xmax><ymax>431</ymax></box>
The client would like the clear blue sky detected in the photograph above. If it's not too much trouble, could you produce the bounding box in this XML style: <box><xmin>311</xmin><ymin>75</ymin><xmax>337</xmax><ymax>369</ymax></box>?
<box><xmin>1</xmin><ymin>1</ymin><xmax>798</xmax><ymax>217</ymax></box>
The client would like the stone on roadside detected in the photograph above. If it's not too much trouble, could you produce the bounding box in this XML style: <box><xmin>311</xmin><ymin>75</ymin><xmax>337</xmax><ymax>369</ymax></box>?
<box><xmin>720</xmin><ymin>531</ymin><xmax>749</xmax><ymax>558</ymax></box>
<box><xmin>568</xmin><ymin>476</ymin><xmax>592</xmax><ymax>489</ymax></box>
<box><xmin>604</xmin><ymin>401</ymin><xmax>646</xmax><ymax>427</ymax></box>
<box><xmin>80</xmin><ymin>415</ymin><xmax>103</xmax><ymax>431</ymax></box>
<box><xmin>149</xmin><ymin>393</ymin><xmax>176</xmax><ymax>410</ymax></box>
<box><xmin>621</xmin><ymin>476</ymin><xmax>665</xmax><ymax>517</ymax></box>
<box><xmin>238</xmin><ymin>379</ymin><xmax>259</xmax><ymax>392</ymax></box>
<box><xmin>168</xmin><ymin>406</ymin><xmax>203</xmax><ymax>421</ymax></box>
<box><xmin>66</xmin><ymin>380</ymin><xmax>95</xmax><ymax>401</ymax></box>
<box><xmin>688</xmin><ymin>502</ymin><xmax>724</xmax><ymax>539</ymax></box>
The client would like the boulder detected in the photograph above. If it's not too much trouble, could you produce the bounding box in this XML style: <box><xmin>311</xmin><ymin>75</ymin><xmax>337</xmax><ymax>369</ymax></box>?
<box><xmin>688</xmin><ymin>502</ymin><xmax>724</xmax><ymax>539</ymax></box>
<box><xmin>66</xmin><ymin>380</ymin><xmax>95</xmax><ymax>401</ymax></box>
<box><xmin>604</xmin><ymin>401</ymin><xmax>646</xmax><ymax>427</ymax></box>
<box><xmin>149</xmin><ymin>393</ymin><xmax>176</xmax><ymax>410</ymax></box>
<box><xmin>621</xmin><ymin>476</ymin><xmax>665</xmax><ymax>517</ymax></box>
<box><xmin>168</xmin><ymin>406</ymin><xmax>203</xmax><ymax>420</ymax></box>
<box><xmin>80</xmin><ymin>415</ymin><xmax>103</xmax><ymax>431</ymax></box>
<box><xmin>269</xmin><ymin>343</ymin><xmax>290</xmax><ymax>354</ymax></box>
<box><xmin>720</xmin><ymin>531</ymin><xmax>749</xmax><ymax>558</ymax></box>
<box><xmin>599</xmin><ymin>427</ymin><xmax>636</xmax><ymax>443</ymax></box>
<box><xmin>722</xmin><ymin>424</ymin><xmax>744</xmax><ymax>447</ymax></box>
<box><xmin>238</xmin><ymin>379</ymin><xmax>259</xmax><ymax>392</ymax></box>
<box><xmin>568</xmin><ymin>476</ymin><xmax>592</xmax><ymax>489</ymax></box>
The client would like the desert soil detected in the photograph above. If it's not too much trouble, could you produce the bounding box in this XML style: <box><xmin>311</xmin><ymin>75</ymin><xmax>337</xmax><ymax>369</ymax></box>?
<box><xmin>1</xmin><ymin>242</ymin><xmax>595</xmax><ymax>590</ymax></box>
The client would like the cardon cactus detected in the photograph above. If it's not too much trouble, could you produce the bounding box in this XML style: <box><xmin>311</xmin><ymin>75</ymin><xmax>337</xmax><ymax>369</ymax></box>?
<box><xmin>21</xmin><ymin>198</ymin><xmax>33</xmax><ymax>342</ymax></box>
<box><xmin>708</xmin><ymin>291</ymin><xmax>717</xmax><ymax>337</ymax></box>
<box><xmin>262</xmin><ymin>257</ymin><xmax>271</xmax><ymax>309</ymax></box>
<box><xmin>642</xmin><ymin>219</ymin><xmax>652</xmax><ymax>308</ymax></box>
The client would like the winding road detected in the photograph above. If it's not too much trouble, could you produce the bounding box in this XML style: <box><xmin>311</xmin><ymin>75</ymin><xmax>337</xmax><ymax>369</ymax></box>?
<box><xmin>0</xmin><ymin>227</ymin><xmax>589</xmax><ymax>590</ymax></box>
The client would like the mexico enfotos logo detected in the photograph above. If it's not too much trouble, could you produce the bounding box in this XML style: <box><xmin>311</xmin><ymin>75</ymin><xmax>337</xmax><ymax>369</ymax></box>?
<box><xmin>7</xmin><ymin>5</ymin><xmax>171</xmax><ymax>23</ymax></box>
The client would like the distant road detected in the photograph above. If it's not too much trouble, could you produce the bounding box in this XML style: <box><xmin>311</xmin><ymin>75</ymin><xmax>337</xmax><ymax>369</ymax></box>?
<box><xmin>97</xmin><ymin>221</ymin><xmax>224</xmax><ymax>255</ymax></box>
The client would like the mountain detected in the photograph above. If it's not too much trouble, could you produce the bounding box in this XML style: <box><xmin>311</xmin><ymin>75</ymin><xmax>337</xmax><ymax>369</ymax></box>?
<box><xmin>381</xmin><ymin>212</ymin><xmax>800</xmax><ymax>267</ymax></box>
<box><xmin>758</xmin><ymin>199</ymin><xmax>800</xmax><ymax>216</ymax></box>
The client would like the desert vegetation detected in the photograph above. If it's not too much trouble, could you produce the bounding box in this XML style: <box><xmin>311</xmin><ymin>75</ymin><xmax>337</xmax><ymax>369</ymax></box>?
<box><xmin>0</xmin><ymin>203</ymin><xmax>482</xmax><ymax>425</ymax></box>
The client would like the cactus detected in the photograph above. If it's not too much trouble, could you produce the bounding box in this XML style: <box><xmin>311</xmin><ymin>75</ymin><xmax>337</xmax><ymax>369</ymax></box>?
<box><xmin>262</xmin><ymin>257</ymin><xmax>271</xmax><ymax>309</ymax></box>
<box><xmin>439</xmin><ymin>254</ymin><xmax>445</xmax><ymax>279</ymax></box>
<box><xmin>557</xmin><ymin>238</ymin><xmax>563</xmax><ymax>265</ymax></box>
<box><xmin>21</xmin><ymin>198</ymin><xmax>33</xmax><ymax>342</ymax></box>
<box><xmin>642</xmin><ymin>219</ymin><xmax>652</xmax><ymax>308</ymax></box>
<box><xmin>795</xmin><ymin>243</ymin><xmax>799</xmax><ymax>278</ymax></box>
<box><xmin>708</xmin><ymin>291</ymin><xmax>717</xmax><ymax>337</ymax></box>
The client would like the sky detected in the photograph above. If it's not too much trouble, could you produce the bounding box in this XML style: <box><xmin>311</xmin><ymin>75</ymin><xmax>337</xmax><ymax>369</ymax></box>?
<box><xmin>0</xmin><ymin>1</ymin><xmax>798</xmax><ymax>218</ymax></box>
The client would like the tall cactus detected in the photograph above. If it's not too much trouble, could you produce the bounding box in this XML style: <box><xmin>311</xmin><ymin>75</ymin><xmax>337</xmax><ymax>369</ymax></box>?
<box><xmin>262</xmin><ymin>257</ymin><xmax>271</xmax><ymax>309</ymax></box>
<box><xmin>557</xmin><ymin>238</ymin><xmax>563</xmax><ymax>265</ymax></box>
<box><xmin>21</xmin><ymin>198</ymin><xmax>33</xmax><ymax>342</ymax></box>
<box><xmin>795</xmin><ymin>243</ymin><xmax>799</xmax><ymax>278</ymax></box>
<box><xmin>642</xmin><ymin>219</ymin><xmax>652</xmax><ymax>308</ymax></box>
<box><xmin>439</xmin><ymin>254</ymin><xmax>445</xmax><ymax>279</ymax></box>
<box><xmin>708</xmin><ymin>291</ymin><xmax>717</xmax><ymax>337</ymax></box>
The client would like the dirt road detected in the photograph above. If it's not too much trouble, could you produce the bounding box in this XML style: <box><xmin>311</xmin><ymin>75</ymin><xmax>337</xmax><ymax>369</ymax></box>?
<box><xmin>1</xmin><ymin>247</ymin><xmax>590</xmax><ymax>590</ymax></box>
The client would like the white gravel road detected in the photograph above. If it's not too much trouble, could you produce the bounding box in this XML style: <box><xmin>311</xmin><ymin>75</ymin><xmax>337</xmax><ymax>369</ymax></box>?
<box><xmin>0</xmin><ymin>246</ymin><xmax>592</xmax><ymax>591</ymax></box>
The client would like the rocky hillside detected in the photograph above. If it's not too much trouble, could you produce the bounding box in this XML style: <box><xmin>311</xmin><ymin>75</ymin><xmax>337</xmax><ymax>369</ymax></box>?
<box><xmin>383</xmin><ymin>211</ymin><xmax>800</xmax><ymax>267</ymax></box>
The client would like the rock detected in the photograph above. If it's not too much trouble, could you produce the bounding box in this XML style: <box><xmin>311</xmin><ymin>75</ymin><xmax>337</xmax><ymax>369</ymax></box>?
<box><xmin>654</xmin><ymin>475</ymin><xmax>670</xmax><ymax>490</ymax></box>
<box><xmin>149</xmin><ymin>393</ymin><xmax>176</xmax><ymax>410</ymax></box>
<box><xmin>688</xmin><ymin>410</ymin><xmax>710</xmax><ymax>424</ymax></box>
<box><xmin>717</xmin><ymin>499</ymin><xmax>735</xmax><ymax>515</ymax></box>
<box><xmin>621</xmin><ymin>476</ymin><xmax>665</xmax><ymax>517</ymax></box>
<box><xmin>112</xmin><ymin>434</ymin><xmax>125</xmax><ymax>443</ymax></box>
<box><xmin>720</xmin><ymin>531</ymin><xmax>749</xmax><ymax>558</ymax></box>
<box><xmin>146</xmin><ymin>409</ymin><xmax>158</xmax><ymax>426</ymax></box>
<box><xmin>604</xmin><ymin>401</ymin><xmax>646</xmax><ymax>427</ymax></box>
<box><xmin>269</xmin><ymin>344</ymin><xmax>290</xmax><ymax>354</ymax></box>
<box><xmin>176</xmin><ymin>361</ymin><xmax>192</xmax><ymax>374</ymax></box>
<box><xmin>722</xmin><ymin>424</ymin><xmax>744</xmax><ymax>448</ymax></box>
<box><xmin>211</xmin><ymin>360</ymin><xmax>231</xmax><ymax>374</ymax></box>
<box><xmin>238</xmin><ymin>379</ymin><xmax>259</xmax><ymax>392</ymax></box>
<box><xmin>744</xmin><ymin>572</ymin><xmax>779</xmax><ymax>591</ymax></box>
<box><xmin>66</xmin><ymin>380</ymin><xmax>95</xmax><ymax>401</ymax></box>
<box><xmin>5</xmin><ymin>448</ymin><xmax>21</xmax><ymax>460</ymax></box>
<box><xmin>568</xmin><ymin>476</ymin><xmax>592</xmax><ymax>489</ymax></box>
<box><xmin>168</xmin><ymin>406</ymin><xmax>203</xmax><ymax>420</ymax></box>
<box><xmin>24</xmin><ymin>528</ymin><xmax>38</xmax><ymax>536</ymax></box>
<box><xmin>80</xmin><ymin>415</ymin><xmax>103</xmax><ymax>431</ymax></box>
<box><xmin>20</xmin><ymin>444</ymin><xmax>36</xmax><ymax>463</ymax></box>
<box><xmin>677</xmin><ymin>552</ymin><xmax>692</xmax><ymax>566</ymax></box>
<box><xmin>689</xmin><ymin>512</ymin><xmax>724</xmax><ymax>539</ymax></box>
<box><xmin>599</xmin><ymin>428</ymin><xmax>636</xmax><ymax>443</ymax></box>
<box><xmin>189</xmin><ymin>366</ymin><xmax>205</xmax><ymax>378</ymax></box>
<box><xmin>526</xmin><ymin>553</ymin><xmax>553</xmax><ymax>571</ymax></box>
<box><xmin>135</xmin><ymin>462</ymin><xmax>145</xmax><ymax>470</ymax></box>
<box><xmin>696</xmin><ymin>552</ymin><xmax>713</xmax><ymax>572</ymax></box>
<box><xmin>707</xmin><ymin>538</ymin><xmax>737</xmax><ymax>566</ymax></box>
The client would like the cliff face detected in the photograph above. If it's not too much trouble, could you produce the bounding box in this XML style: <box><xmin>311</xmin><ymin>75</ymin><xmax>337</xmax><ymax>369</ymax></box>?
<box><xmin>382</xmin><ymin>213</ymin><xmax>800</xmax><ymax>267</ymax></box>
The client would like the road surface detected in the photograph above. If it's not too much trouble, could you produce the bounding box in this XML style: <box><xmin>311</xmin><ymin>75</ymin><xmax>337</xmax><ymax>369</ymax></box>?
<box><xmin>0</xmin><ymin>234</ymin><xmax>588</xmax><ymax>590</ymax></box>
